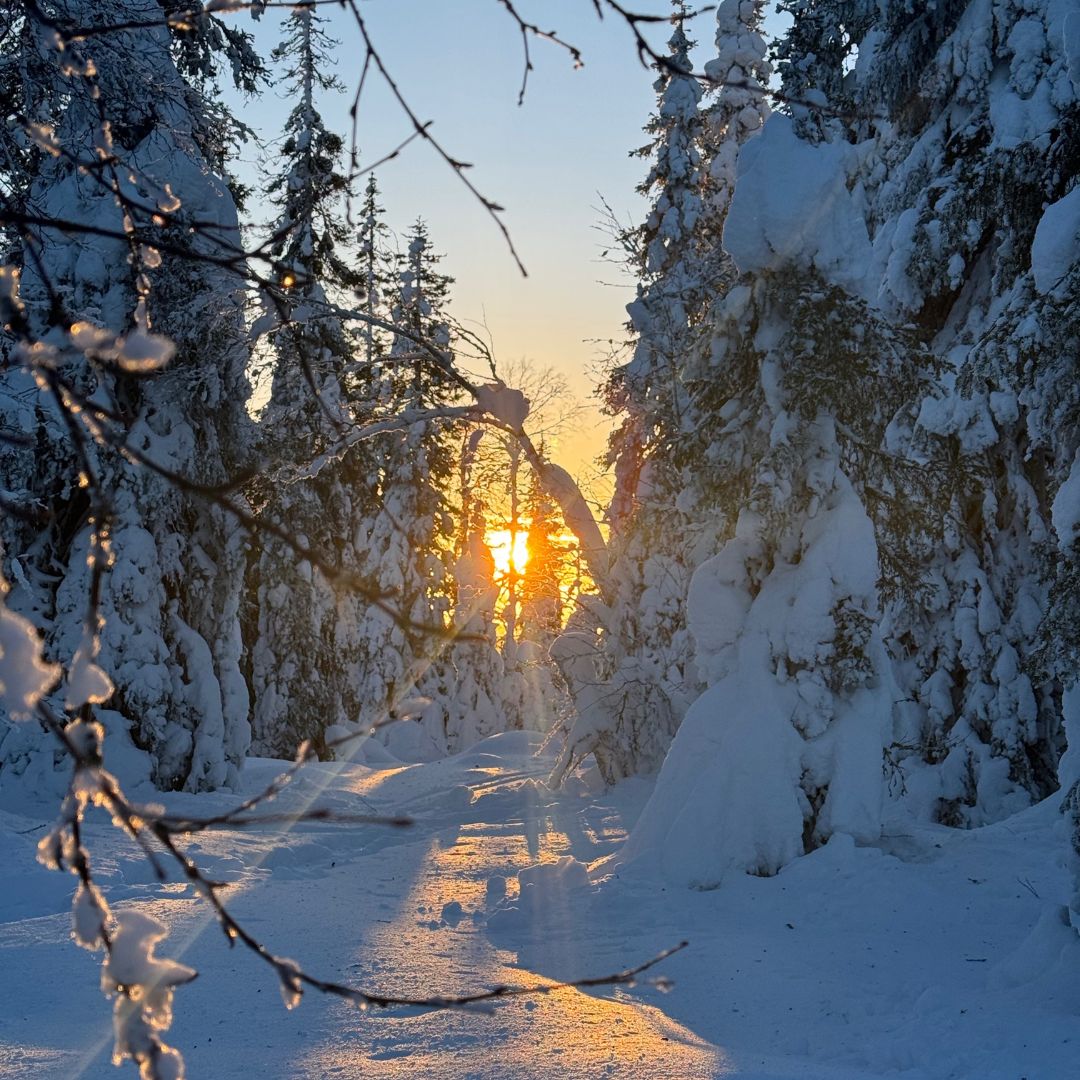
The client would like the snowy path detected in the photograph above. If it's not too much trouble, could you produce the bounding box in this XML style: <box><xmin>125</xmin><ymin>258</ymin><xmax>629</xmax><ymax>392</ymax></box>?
<box><xmin>2</xmin><ymin>733</ymin><xmax>1079</xmax><ymax>1079</ymax></box>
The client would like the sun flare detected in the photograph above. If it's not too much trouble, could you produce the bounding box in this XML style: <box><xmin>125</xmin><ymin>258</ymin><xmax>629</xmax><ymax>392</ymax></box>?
<box><xmin>486</xmin><ymin>528</ymin><xmax>530</xmax><ymax>579</ymax></box>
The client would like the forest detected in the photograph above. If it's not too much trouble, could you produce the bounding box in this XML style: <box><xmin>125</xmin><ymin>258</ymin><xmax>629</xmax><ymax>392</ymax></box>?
<box><xmin>1</xmin><ymin>1</ymin><xmax>1079</xmax><ymax>1078</ymax></box>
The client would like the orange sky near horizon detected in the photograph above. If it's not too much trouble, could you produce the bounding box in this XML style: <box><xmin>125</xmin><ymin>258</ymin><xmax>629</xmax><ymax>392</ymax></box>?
<box><xmin>231</xmin><ymin>2</ymin><xmax>789</xmax><ymax>509</ymax></box>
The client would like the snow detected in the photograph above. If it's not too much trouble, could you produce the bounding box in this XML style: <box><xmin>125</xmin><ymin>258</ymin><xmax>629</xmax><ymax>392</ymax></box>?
<box><xmin>0</xmin><ymin>591</ymin><xmax>58</xmax><ymax>721</ymax></box>
<box><xmin>64</xmin><ymin>642</ymin><xmax>114</xmax><ymax>711</ymax></box>
<box><xmin>533</xmin><ymin>461</ymin><xmax>608</xmax><ymax>590</ymax></box>
<box><xmin>723</xmin><ymin>115</ymin><xmax>873</xmax><ymax>296</ymax></box>
<box><xmin>628</xmin><ymin>455</ymin><xmax>892</xmax><ymax>885</ymax></box>
<box><xmin>1066</xmin><ymin>11</ymin><xmax>1080</xmax><ymax>89</ymax></box>
<box><xmin>1052</xmin><ymin>449</ymin><xmax>1080</xmax><ymax>548</ymax></box>
<box><xmin>615</xmin><ymin>662</ymin><xmax>808</xmax><ymax>888</ymax></box>
<box><xmin>3</xmin><ymin>737</ymin><xmax>1079</xmax><ymax>1079</ymax></box>
<box><xmin>474</xmin><ymin>383</ymin><xmax>530</xmax><ymax>429</ymax></box>
<box><xmin>1031</xmin><ymin>184</ymin><xmax>1080</xmax><ymax>293</ymax></box>
<box><xmin>4</xmin><ymin>0</ymin><xmax>1080</xmax><ymax>1074</ymax></box>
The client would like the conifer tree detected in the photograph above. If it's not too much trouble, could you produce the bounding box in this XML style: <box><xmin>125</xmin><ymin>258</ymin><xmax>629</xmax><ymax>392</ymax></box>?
<box><xmin>247</xmin><ymin>5</ymin><xmax>380</xmax><ymax>759</ymax></box>
<box><xmin>443</xmin><ymin>518</ymin><xmax>511</xmax><ymax>751</ymax></box>
<box><xmin>859</xmin><ymin>0</ymin><xmax>1075</xmax><ymax>823</ymax></box>
<box><xmin>556</xmin><ymin>5</ymin><xmax>708</xmax><ymax>784</ymax></box>
<box><xmin>0</xmin><ymin>0</ymin><xmax>261</xmax><ymax>791</ymax></box>
<box><xmin>354</xmin><ymin>221</ymin><xmax>465</xmax><ymax>759</ymax></box>
<box><xmin>560</xmin><ymin>0</ymin><xmax>770</xmax><ymax>785</ymax></box>
<box><xmin>627</xmin><ymin>0</ymin><xmax>1077</xmax><ymax>884</ymax></box>
<box><xmin>355</xmin><ymin>175</ymin><xmax>392</xmax><ymax>372</ymax></box>
<box><xmin>605</xmin><ymin>2</ymin><xmax>706</xmax><ymax>530</ymax></box>
<box><xmin>520</xmin><ymin>483</ymin><xmax>566</xmax><ymax>648</ymax></box>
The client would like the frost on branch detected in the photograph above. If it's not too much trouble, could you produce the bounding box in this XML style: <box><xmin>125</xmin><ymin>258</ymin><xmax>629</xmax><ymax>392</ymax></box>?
<box><xmin>0</xmin><ymin>571</ymin><xmax>58</xmax><ymax>720</ymax></box>
<box><xmin>67</xmin><ymin>321</ymin><xmax>177</xmax><ymax>373</ymax></box>
<box><xmin>104</xmin><ymin>911</ymin><xmax>195</xmax><ymax>1080</ymax></box>
<box><xmin>72</xmin><ymin>879</ymin><xmax>109</xmax><ymax>950</ymax></box>
<box><xmin>275</xmin><ymin>956</ymin><xmax>304</xmax><ymax>1010</ymax></box>
<box><xmin>30</xmin><ymin>716</ymin><xmax>193</xmax><ymax>1078</ymax></box>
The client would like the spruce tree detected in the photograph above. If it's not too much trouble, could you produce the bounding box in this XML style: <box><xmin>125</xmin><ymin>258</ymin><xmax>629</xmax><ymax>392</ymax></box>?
<box><xmin>247</xmin><ymin>5</ymin><xmax>380</xmax><ymax>759</ymax></box>
<box><xmin>560</xmin><ymin>0</ymin><xmax>770</xmax><ymax>785</ymax></box>
<box><xmin>606</xmin><ymin>2</ymin><xmax>707</xmax><ymax>531</ymax></box>
<box><xmin>624</xmin><ymin>3</ymin><xmax>941</xmax><ymax>879</ymax></box>
<box><xmin>627</xmin><ymin>0</ymin><xmax>1077</xmax><ymax>884</ymax></box>
<box><xmin>356</xmin><ymin>220</ymin><xmax>463</xmax><ymax>759</ymax></box>
<box><xmin>0</xmin><ymin>0</ymin><xmax>261</xmax><ymax>791</ymax></box>
<box><xmin>856</xmin><ymin>0</ymin><xmax>1075</xmax><ymax>823</ymax></box>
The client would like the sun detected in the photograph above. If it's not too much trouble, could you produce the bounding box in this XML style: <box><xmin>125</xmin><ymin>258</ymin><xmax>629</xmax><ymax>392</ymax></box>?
<box><xmin>486</xmin><ymin>528</ymin><xmax>530</xmax><ymax>579</ymax></box>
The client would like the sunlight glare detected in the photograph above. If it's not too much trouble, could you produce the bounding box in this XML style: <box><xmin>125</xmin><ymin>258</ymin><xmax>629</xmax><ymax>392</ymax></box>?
<box><xmin>487</xmin><ymin>528</ymin><xmax>530</xmax><ymax>579</ymax></box>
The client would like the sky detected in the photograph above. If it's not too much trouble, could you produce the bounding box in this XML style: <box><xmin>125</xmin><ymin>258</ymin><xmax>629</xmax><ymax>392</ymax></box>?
<box><xmin>231</xmin><ymin>1</ymin><xmax>788</xmax><ymax>504</ymax></box>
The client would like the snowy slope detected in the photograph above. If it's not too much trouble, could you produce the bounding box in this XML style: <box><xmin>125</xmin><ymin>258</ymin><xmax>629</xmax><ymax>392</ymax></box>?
<box><xmin>1</xmin><ymin>735</ymin><xmax>1078</xmax><ymax>1079</ymax></box>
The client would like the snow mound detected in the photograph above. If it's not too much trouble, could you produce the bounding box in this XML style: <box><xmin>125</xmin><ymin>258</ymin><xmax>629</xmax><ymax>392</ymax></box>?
<box><xmin>723</xmin><ymin>114</ymin><xmax>872</xmax><ymax>295</ymax></box>
<box><xmin>1031</xmin><ymin>184</ymin><xmax>1080</xmax><ymax>293</ymax></box>
<box><xmin>616</xmin><ymin>666</ymin><xmax>807</xmax><ymax>888</ymax></box>
<box><xmin>623</xmin><ymin>467</ymin><xmax>890</xmax><ymax>887</ymax></box>
<box><xmin>487</xmin><ymin>856</ymin><xmax>593</xmax><ymax>937</ymax></box>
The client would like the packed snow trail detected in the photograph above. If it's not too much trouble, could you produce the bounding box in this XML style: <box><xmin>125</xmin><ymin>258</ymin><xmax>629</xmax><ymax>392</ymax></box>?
<box><xmin>1</xmin><ymin>732</ymin><xmax>1078</xmax><ymax>1078</ymax></box>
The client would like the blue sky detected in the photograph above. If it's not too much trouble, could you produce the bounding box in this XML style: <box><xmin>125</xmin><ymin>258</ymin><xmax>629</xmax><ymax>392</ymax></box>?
<box><xmin>232</xmin><ymin>1</ymin><xmax>788</xmax><ymax>493</ymax></box>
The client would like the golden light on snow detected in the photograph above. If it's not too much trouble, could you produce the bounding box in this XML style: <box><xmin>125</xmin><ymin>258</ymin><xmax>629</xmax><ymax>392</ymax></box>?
<box><xmin>290</xmin><ymin>770</ymin><xmax>729</xmax><ymax>1079</ymax></box>
<box><xmin>486</xmin><ymin>528</ymin><xmax>530</xmax><ymax>579</ymax></box>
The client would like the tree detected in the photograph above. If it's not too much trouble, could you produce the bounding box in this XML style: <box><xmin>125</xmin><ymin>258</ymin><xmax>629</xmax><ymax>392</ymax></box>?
<box><xmin>555</xmin><ymin>0</ymin><xmax>771</xmax><ymax>786</ymax></box>
<box><xmin>856</xmin><ymin>0</ymin><xmax>1074</xmax><ymax>824</ymax></box>
<box><xmin>246</xmin><ymin>4</ymin><xmax>379</xmax><ymax>760</ymax></box>
<box><xmin>622</xmin><ymin>0</ymin><xmax>1078</xmax><ymax>885</ymax></box>
<box><xmin>458</xmin><ymin>361</ymin><xmax>581</xmax><ymax>743</ymax></box>
<box><xmin>0</xmin><ymin>6</ymin><xmax>688</xmax><ymax>1075</ymax></box>
<box><xmin>620</xmin><ymin>2</ymin><xmax>945</xmax><ymax>880</ymax></box>
<box><xmin>0</xmin><ymin>0</ymin><xmax>261</xmax><ymax>792</ymax></box>
<box><xmin>352</xmin><ymin>220</ymin><xmax>466</xmax><ymax>759</ymax></box>
<box><xmin>354</xmin><ymin>174</ymin><xmax>392</xmax><ymax>371</ymax></box>
<box><xmin>605</xmin><ymin>1</ymin><xmax>707</xmax><ymax>531</ymax></box>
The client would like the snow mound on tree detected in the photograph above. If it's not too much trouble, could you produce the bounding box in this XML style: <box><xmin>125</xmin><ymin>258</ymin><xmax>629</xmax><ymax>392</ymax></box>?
<box><xmin>1052</xmin><ymin>450</ymin><xmax>1080</xmax><ymax>549</ymax></box>
<box><xmin>0</xmin><ymin>594</ymin><xmax>58</xmax><ymax>720</ymax></box>
<box><xmin>474</xmin><ymin>382</ymin><xmax>530</xmax><ymax>428</ymax></box>
<box><xmin>1031</xmin><ymin>185</ymin><xmax>1080</xmax><ymax>293</ymax></box>
<box><xmin>723</xmin><ymin>114</ymin><xmax>872</xmax><ymax>296</ymax></box>
<box><xmin>620</xmin><ymin>471</ymin><xmax>891</xmax><ymax>887</ymax></box>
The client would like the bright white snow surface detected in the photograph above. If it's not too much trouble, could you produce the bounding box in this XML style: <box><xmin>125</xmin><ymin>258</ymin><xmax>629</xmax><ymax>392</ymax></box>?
<box><xmin>1</xmin><ymin>732</ymin><xmax>1078</xmax><ymax>1079</ymax></box>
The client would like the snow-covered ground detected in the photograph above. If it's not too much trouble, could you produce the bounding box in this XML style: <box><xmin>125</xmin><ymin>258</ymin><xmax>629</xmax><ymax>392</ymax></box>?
<box><xmin>2</xmin><ymin>732</ymin><xmax>1078</xmax><ymax>1079</ymax></box>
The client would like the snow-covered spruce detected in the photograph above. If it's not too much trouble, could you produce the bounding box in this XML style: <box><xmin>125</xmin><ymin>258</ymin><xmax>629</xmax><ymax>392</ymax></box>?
<box><xmin>620</xmin><ymin>0</ymin><xmax>1077</xmax><ymax>883</ymax></box>
<box><xmin>559</xmin><ymin>0</ymin><xmax>770</xmax><ymax>785</ymax></box>
<box><xmin>246</xmin><ymin>6</ymin><xmax>380</xmax><ymax>760</ymax></box>
<box><xmin>856</xmin><ymin>0</ymin><xmax>1076</xmax><ymax>823</ymax></box>
<box><xmin>0</xmin><ymin>0</ymin><xmax>261</xmax><ymax>792</ymax></box>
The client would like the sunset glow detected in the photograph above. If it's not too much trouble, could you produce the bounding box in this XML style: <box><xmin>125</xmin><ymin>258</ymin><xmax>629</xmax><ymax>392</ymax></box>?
<box><xmin>486</xmin><ymin>528</ymin><xmax>530</xmax><ymax>579</ymax></box>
